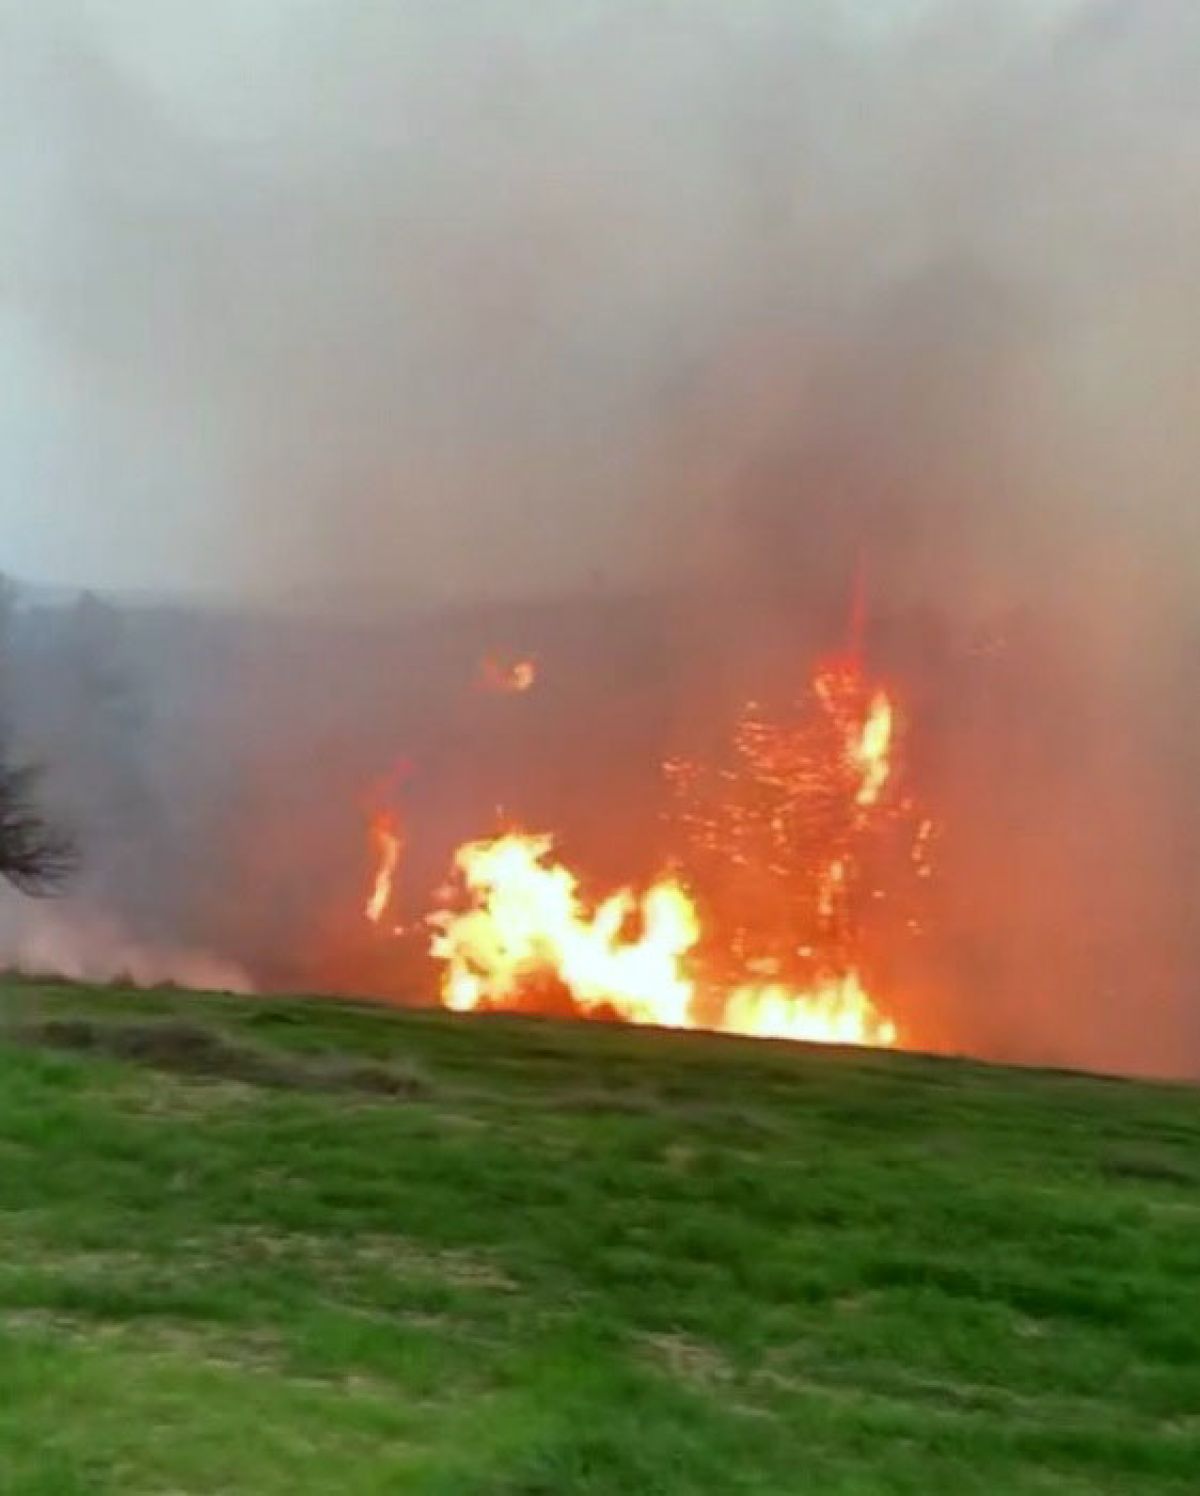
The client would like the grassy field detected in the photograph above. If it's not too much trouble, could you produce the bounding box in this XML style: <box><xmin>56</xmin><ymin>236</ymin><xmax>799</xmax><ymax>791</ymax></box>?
<box><xmin>0</xmin><ymin>982</ymin><xmax>1198</xmax><ymax>1494</ymax></box>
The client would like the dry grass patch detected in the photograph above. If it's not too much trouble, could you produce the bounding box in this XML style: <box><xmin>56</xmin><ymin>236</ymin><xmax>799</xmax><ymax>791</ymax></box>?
<box><xmin>1</xmin><ymin>1306</ymin><xmax>286</xmax><ymax>1373</ymax></box>
<box><xmin>194</xmin><ymin>1226</ymin><xmax>519</xmax><ymax>1293</ymax></box>
<box><xmin>11</xmin><ymin>1017</ymin><xmax>430</xmax><ymax>1100</ymax></box>
<box><xmin>637</xmin><ymin>1330</ymin><xmax>734</xmax><ymax>1391</ymax></box>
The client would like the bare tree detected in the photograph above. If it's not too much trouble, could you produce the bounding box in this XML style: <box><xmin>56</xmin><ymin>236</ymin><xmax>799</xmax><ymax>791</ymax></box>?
<box><xmin>0</xmin><ymin>574</ymin><xmax>77</xmax><ymax>895</ymax></box>
<box><xmin>0</xmin><ymin>760</ymin><xmax>77</xmax><ymax>895</ymax></box>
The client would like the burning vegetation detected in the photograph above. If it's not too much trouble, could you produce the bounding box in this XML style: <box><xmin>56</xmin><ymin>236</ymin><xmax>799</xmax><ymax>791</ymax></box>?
<box><xmin>363</xmin><ymin>635</ymin><xmax>930</xmax><ymax>1051</ymax></box>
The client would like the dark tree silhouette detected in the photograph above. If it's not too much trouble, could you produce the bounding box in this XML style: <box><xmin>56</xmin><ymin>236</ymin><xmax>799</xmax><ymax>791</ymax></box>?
<box><xmin>0</xmin><ymin>573</ymin><xmax>77</xmax><ymax>896</ymax></box>
<box><xmin>0</xmin><ymin>753</ymin><xmax>75</xmax><ymax>891</ymax></box>
<box><xmin>0</xmin><ymin>760</ymin><xmax>77</xmax><ymax>895</ymax></box>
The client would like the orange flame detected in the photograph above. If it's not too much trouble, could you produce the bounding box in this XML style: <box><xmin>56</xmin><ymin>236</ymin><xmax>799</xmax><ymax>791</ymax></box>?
<box><xmin>428</xmin><ymin>831</ymin><xmax>897</xmax><ymax>1048</ymax></box>
<box><xmin>814</xmin><ymin>661</ymin><xmax>895</xmax><ymax>811</ymax></box>
<box><xmin>365</xmin><ymin>809</ymin><xmax>404</xmax><ymax>928</ymax></box>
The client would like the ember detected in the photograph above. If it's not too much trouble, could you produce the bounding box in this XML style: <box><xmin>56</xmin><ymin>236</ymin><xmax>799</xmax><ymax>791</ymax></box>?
<box><xmin>662</xmin><ymin>650</ymin><xmax>924</xmax><ymax>999</ymax></box>
<box><xmin>478</xmin><ymin>653</ymin><xmax>537</xmax><ymax>695</ymax></box>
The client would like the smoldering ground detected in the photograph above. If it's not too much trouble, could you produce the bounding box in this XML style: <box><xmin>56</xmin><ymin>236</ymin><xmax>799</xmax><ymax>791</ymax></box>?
<box><xmin>3</xmin><ymin>1</ymin><xmax>1200</xmax><ymax>1075</ymax></box>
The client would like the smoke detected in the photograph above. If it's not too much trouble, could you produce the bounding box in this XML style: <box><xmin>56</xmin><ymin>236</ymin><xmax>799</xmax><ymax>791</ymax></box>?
<box><xmin>3</xmin><ymin>1</ymin><xmax>1200</xmax><ymax>1074</ymax></box>
<box><xmin>0</xmin><ymin>894</ymin><xmax>253</xmax><ymax>994</ymax></box>
<box><xmin>10</xmin><ymin>0</ymin><xmax>1182</xmax><ymax>605</ymax></box>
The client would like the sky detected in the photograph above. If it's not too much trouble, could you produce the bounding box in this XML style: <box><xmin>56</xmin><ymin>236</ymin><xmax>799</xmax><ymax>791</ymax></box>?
<box><xmin>3</xmin><ymin>0</ymin><xmax>1198</xmax><ymax>612</ymax></box>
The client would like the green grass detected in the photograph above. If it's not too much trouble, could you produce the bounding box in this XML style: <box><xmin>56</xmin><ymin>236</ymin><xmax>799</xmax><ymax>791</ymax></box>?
<box><xmin>0</xmin><ymin>980</ymin><xmax>1198</xmax><ymax>1493</ymax></box>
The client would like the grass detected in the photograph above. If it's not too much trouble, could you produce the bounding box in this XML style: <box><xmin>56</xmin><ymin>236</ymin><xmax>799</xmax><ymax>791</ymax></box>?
<box><xmin>0</xmin><ymin>980</ymin><xmax>1198</xmax><ymax>1493</ymax></box>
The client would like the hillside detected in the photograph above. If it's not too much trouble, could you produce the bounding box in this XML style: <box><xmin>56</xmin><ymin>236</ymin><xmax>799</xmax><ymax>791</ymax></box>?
<box><xmin>1</xmin><ymin>980</ymin><xmax>1198</xmax><ymax>1494</ymax></box>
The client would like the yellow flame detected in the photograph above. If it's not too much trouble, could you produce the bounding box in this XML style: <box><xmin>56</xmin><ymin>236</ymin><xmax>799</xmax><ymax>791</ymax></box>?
<box><xmin>854</xmin><ymin>691</ymin><xmax>893</xmax><ymax>807</ymax></box>
<box><xmin>429</xmin><ymin>832</ymin><xmax>897</xmax><ymax>1049</ymax></box>
<box><xmin>429</xmin><ymin>833</ymin><xmax>697</xmax><ymax>1027</ymax></box>
<box><xmin>721</xmin><ymin>970</ymin><xmax>897</xmax><ymax>1046</ymax></box>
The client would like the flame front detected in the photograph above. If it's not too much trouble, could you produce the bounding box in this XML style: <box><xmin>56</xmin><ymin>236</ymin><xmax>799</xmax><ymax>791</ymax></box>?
<box><xmin>723</xmin><ymin>971</ymin><xmax>897</xmax><ymax>1046</ymax></box>
<box><xmin>428</xmin><ymin>831</ymin><xmax>898</xmax><ymax>1048</ymax></box>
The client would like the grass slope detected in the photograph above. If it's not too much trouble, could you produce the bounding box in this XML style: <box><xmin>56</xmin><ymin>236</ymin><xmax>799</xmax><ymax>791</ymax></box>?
<box><xmin>0</xmin><ymin>981</ymin><xmax>1198</xmax><ymax>1494</ymax></box>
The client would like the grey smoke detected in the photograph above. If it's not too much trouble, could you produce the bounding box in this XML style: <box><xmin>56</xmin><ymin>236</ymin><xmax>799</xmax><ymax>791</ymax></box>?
<box><xmin>10</xmin><ymin>0</ymin><xmax>1194</xmax><ymax>608</ymax></box>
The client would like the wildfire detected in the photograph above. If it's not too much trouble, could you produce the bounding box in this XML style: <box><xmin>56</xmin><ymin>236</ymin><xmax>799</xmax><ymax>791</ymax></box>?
<box><xmin>427</xmin><ymin>831</ymin><xmax>898</xmax><ymax>1048</ymax></box>
<box><xmin>361</xmin><ymin>639</ymin><xmax>929</xmax><ymax>1054</ymax></box>
<box><xmin>478</xmin><ymin>652</ymin><xmax>537</xmax><ymax>694</ymax></box>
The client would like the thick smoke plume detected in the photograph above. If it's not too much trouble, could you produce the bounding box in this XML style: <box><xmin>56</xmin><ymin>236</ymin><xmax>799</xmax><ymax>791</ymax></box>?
<box><xmin>3</xmin><ymin>2</ymin><xmax>1200</xmax><ymax>1073</ymax></box>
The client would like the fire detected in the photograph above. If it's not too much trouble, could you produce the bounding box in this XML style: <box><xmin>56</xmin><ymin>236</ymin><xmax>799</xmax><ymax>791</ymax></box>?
<box><xmin>360</xmin><ymin>635</ymin><xmax>929</xmax><ymax>1054</ymax></box>
<box><xmin>429</xmin><ymin>833</ymin><xmax>698</xmax><ymax>1029</ymax></box>
<box><xmin>365</xmin><ymin>809</ymin><xmax>403</xmax><ymax>928</ymax></box>
<box><xmin>854</xmin><ymin>692</ymin><xmax>893</xmax><ymax>808</ymax></box>
<box><xmin>478</xmin><ymin>652</ymin><xmax>537</xmax><ymax>694</ymax></box>
<box><xmin>427</xmin><ymin>830</ymin><xmax>898</xmax><ymax>1048</ymax></box>
<box><xmin>724</xmin><ymin>971</ymin><xmax>897</xmax><ymax>1047</ymax></box>
<box><xmin>813</xmin><ymin>659</ymin><xmax>894</xmax><ymax>810</ymax></box>
<box><xmin>662</xmin><ymin>652</ymin><xmax>921</xmax><ymax>984</ymax></box>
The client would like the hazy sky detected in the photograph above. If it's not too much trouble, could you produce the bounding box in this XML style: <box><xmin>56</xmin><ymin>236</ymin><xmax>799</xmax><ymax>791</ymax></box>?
<box><xmin>4</xmin><ymin>0</ymin><xmax>1196</xmax><ymax>608</ymax></box>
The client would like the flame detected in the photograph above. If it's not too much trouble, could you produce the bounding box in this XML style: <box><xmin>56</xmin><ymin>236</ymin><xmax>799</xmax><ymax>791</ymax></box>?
<box><xmin>429</xmin><ymin>833</ymin><xmax>698</xmax><ymax>1028</ymax></box>
<box><xmin>478</xmin><ymin>653</ymin><xmax>537</xmax><ymax>694</ymax></box>
<box><xmin>428</xmin><ymin>831</ymin><xmax>897</xmax><ymax>1048</ymax></box>
<box><xmin>813</xmin><ymin>661</ymin><xmax>894</xmax><ymax>810</ymax></box>
<box><xmin>723</xmin><ymin>970</ymin><xmax>898</xmax><ymax>1046</ymax></box>
<box><xmin>365</xmin><ymin>809</ymin><xmax>403</xmax><ymax>927</ymax></box>
<box><xmin>854</xmin><ymin>691</ymin><xmax>893</xmax><ymax>808</ymax></box>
